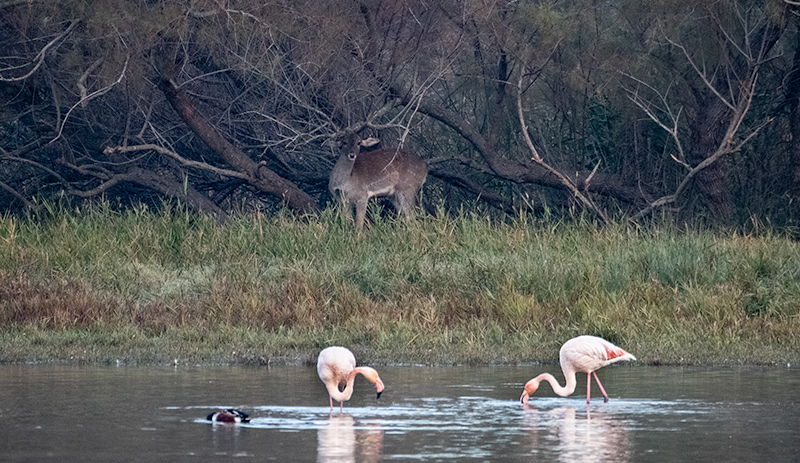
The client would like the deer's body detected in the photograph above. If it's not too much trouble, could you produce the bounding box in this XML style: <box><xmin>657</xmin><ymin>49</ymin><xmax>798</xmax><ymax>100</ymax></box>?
<box><xmin>329</xmin><ymin>134</ymin><xmax>427</xmax><ymax>232</ymax></box>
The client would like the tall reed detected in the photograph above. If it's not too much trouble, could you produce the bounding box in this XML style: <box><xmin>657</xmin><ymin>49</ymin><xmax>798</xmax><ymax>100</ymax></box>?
<box><xmin>1</xmin><ymin>201</ymin><xmax>798</xmax><ymax>365</ymax></box>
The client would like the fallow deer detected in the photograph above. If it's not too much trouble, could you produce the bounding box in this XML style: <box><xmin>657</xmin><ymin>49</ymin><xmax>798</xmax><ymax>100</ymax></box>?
<box><xmin>329</xmin><ymin>133</ymin><xmax>427</xmax><ymax>232</ymax></box>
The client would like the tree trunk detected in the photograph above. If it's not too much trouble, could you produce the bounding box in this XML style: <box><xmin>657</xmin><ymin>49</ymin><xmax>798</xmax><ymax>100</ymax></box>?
<box><xmin>396</xmin><ymin>87</ymin><xmax>647</xmax><ymax>205</ymax></box>
<box><xmin>158</xmin><ymin>78</ymin><xmax>320</xmax><ymax>215</ymax></box>
<box><xmin>122</xmin><ymin>168</ymin><xmax>230</xmax><ymax>221</ymax></box>
<box><xmin>787</xmin><ymin>26</ymin><xmax>800</xmax><ymax>210</ymax></box>
<box><xmin>689</xmin><ymin>91</ymin><xmax>736</xmax><ymax>226</ymax></box>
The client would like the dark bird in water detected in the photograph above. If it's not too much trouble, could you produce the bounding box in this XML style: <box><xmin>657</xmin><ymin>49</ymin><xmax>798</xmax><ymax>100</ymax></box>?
<box><xmin>206</xmin><ymin>409</ymin><xmax>250</xmax><ymax>423</ymax></box>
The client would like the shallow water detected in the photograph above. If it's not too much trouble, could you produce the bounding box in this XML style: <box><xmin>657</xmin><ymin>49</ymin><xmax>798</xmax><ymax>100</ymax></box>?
<box><xmin>0</xmin><ymin>364</ymin><xmax>798</xmax><ymax>462</ymax></box>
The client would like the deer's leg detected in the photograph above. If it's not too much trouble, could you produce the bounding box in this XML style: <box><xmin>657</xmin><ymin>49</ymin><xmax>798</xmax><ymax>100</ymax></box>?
<box><xmin>354</xmin><ymin>198</ymin><xmax>368</xmax><ymax>232</ymax></box>
<box><xmin>393</xmin><ymin>190</ymin><xmax>416</xmax><ymax>218</ymax></box>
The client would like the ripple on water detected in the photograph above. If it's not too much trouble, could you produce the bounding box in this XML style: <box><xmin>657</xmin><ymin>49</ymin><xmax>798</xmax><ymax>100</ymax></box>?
<box><xmin>184</xmin><ymin>395</ymin><xmax>717</xmax><ymax>435</ymax></box>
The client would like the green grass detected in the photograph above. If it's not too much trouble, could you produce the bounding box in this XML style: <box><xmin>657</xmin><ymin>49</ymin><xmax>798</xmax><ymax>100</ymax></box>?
<box><xmin>1</xmin><ymin>201</ymin><xmax>799</xmax><ymax>366</ymax></box>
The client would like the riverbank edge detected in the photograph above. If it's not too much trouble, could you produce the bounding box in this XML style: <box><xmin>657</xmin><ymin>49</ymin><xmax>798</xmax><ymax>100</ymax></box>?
<box><xmin>1</xmin><ymin>325</ymin><xmax>796</xmax><ymax>367</ymax></box>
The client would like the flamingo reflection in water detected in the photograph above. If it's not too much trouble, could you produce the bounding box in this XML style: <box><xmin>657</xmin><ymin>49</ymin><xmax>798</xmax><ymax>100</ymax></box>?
<box><xmin>317</xmin><ymin>414</ymin><xmax>383</xmax><ymax>463</ymax></box>
<box><xmin>522</xmin><ymin>403</ymin><xmax>631</xmax><ymax>462</ymax></box>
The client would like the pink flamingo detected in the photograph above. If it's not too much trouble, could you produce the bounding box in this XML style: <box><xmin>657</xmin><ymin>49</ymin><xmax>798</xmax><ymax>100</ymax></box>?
<box><xmin>520</xmin><ymin>335</ymin><xmax>635</xmax><ymax>404</ymax></box>
<box><xmin>317</xmin><ymin>346</ymin><xmax>385</xmax><ymax>412</ymax></box>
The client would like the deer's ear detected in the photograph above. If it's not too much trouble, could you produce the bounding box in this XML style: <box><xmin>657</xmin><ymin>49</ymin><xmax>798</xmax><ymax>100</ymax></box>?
<box><xmin>359</xmin><ymin>137</ymin><xmax>380</xmax><ymax>148</ymax></box>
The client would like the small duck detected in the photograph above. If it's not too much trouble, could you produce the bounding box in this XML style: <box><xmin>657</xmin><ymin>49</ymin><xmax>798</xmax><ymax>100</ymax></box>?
<box><xmin>206</xmin><ymin>409</ymin><xmax>250</xmax><ymax>423</ymax></box>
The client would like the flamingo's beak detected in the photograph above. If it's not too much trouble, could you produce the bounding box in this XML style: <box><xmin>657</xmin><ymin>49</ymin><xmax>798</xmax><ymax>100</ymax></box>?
<box><xmin>376</xmin><ymin>378</ymin><xmax>385</xmax><ymax>400</ymax></box>
<box><xmin>521</xmin><ymin>380</ymin><xmax>538</xmax><ymax>404</ymax></box>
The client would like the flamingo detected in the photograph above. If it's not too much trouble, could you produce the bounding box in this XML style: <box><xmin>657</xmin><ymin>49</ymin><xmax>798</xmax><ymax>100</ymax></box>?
<box><xmin>317</xmin><ymin>346</ymin><xmax>384</xmax><ymax>412</ymax></box>
<box><xmin>206</xmin><ymin>409</ymin><xmax>250</xmax><ymax>423</ymax></box>
<box><xmin>520</xmin><ymin>335</ymin><xmax>635</xmax><ymax>404</ymax></box>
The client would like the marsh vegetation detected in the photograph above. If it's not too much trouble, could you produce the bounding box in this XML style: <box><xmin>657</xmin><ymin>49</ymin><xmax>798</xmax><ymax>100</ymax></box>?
<box><xmin>1</xmin><ymin>203</ymin><xmax>798</xmax><ymax>366</ymax></box>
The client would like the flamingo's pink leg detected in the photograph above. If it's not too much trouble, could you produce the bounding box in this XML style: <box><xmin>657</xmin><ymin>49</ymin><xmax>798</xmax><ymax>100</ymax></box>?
<box><xmin>586</xmin><ymin>372</ymin><xmax>592</xmax><ymax>403</ymax></box>
<box><xmin>592</xmin><ymin>371</ymin><xmax>609</xmax><ymax>403</ymax></box>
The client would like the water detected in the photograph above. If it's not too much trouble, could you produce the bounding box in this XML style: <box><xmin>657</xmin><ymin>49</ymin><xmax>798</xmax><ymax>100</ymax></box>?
<box><xmin>1</xmin><ymin>364</ymin><xmax>798</xmax><ymax>462</ymax></box>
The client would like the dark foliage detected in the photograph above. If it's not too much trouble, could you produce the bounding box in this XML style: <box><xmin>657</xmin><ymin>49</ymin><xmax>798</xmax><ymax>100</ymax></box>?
<box><xmin>1</xmin><ymin>0</ymin><xmax>799</xmax><ymax>228</ymax></box>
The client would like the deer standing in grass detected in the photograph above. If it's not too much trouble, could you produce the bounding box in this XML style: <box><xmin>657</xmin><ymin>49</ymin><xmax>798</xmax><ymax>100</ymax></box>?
<box><xmin>329</xmin><ymin>133</ymin><xmax>427</xmax><ymax>233</ymax></box>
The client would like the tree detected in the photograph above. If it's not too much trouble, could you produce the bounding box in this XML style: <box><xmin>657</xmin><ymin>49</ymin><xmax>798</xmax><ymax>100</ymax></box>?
<box><xmin>623</xmin><ymin>1</ymin><xmax>787</xmax><ymax>224</ymax></box>
<box><xmin>1</xmin><ymin>0</ymin><xmax>798</xmax><ymax>228</ymax></box>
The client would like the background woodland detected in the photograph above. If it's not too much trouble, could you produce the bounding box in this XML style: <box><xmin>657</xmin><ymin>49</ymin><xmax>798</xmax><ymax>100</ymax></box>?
<box><xmin>2</xmin><ymin>0</ymin><xmax>799</xmax><ymax>228</ymax></box>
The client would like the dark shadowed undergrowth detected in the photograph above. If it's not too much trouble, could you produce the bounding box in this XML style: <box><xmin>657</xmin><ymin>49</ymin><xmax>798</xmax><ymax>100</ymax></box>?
<box><xmin>1</xmin><ymin>202</ymin><xmax>798</xmax><ymax>366</ymax></box>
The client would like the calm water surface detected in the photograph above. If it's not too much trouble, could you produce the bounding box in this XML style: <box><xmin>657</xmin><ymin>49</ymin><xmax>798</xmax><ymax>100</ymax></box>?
<box><xmin>0</xmin><ymin>364</ymin><xmax>798</xmax><ymax>462</ymax></box>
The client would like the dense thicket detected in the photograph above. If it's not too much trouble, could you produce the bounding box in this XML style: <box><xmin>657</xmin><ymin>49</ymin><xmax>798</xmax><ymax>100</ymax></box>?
<box><xmin>1</xmin><ymin>0</ymin><xmax>798</xmax><ymax>227</ymax></box>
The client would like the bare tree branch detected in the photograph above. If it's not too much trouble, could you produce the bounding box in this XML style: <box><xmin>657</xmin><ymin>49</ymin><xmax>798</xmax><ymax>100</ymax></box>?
<box><xmin>0</xmin><ymin>179</ymin><xmax>33</xmax><ymax>208</ymax></box>
<box><xmin>59</xmin><ymin>157</ymin><xmax>229</xmax><ymax>221</ymax></box>
<box><xmin>516</xmin><ymin>71</ymin><xmax>609</xmax><ymax>224</ymax></box>
<box><xmin>103</xmin><ymin>144</ymin><xmax>249</xmax><ymax>180</ymax></box>
<box><xmin>0</xmin><ymin>20</ymin><xmax>79</xmax><ymax>82</ymax></box>
<box><xmin>77</xmin><ymin>58</ymin><xmax>104</xmax><ymax>107</ymax></box>
<box><xmin>0</xmin><ymin>149</ymin><xmax>70</xmax><ymax>186</ymax></box>
<box><xmin>52</xmin><ymin>55</ymin><xmax>130</xmax><ymax>142</ymax></box>
<box><xmin>158</xmin><ymin>76</ymin><xmax>320</xmax><ymax>213</ymax></box>
<box><xmin>621</xmin><ymin>72</ymin><xmax>689</xmax><ymax>170</ymax></box>
<box><xmin>631</xmin><ymin>71</ymin><xmax>770</xmax><ymax>221</ymax></box>
<box><xmin>663</xmin><ymin>35</ymin><xmax>737</xmax><ymax>111</ymax></box>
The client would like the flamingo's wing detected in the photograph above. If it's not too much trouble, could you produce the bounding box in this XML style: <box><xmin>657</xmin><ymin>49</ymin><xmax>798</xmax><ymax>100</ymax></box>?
<box><xmin>561</xmin><ymin>336</ymin><xmax>635</xmax><ymax>372</ymax></box>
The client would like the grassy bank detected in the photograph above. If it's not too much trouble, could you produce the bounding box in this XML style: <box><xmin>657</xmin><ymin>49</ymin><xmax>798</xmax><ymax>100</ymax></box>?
<box><xmin>1</xmin><ymin>202</ymin><xmax>799</xmax><ymax>366</ymax></box>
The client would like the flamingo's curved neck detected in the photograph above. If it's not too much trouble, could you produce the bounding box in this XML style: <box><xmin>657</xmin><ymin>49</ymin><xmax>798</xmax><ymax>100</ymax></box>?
<box><xmin>327</xmin><ymin>373</ymin><xmax>356</xmax><ymax>403</ymax></box>
<box><xmin>537</xmin><ymin>368</ymin><xmax>577</xmax><ymax>397</ymax></box>
<box><xmin>326</xmin><ymin>367</ymin><xmax>383</xmax><ymax>404</ymax></box>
